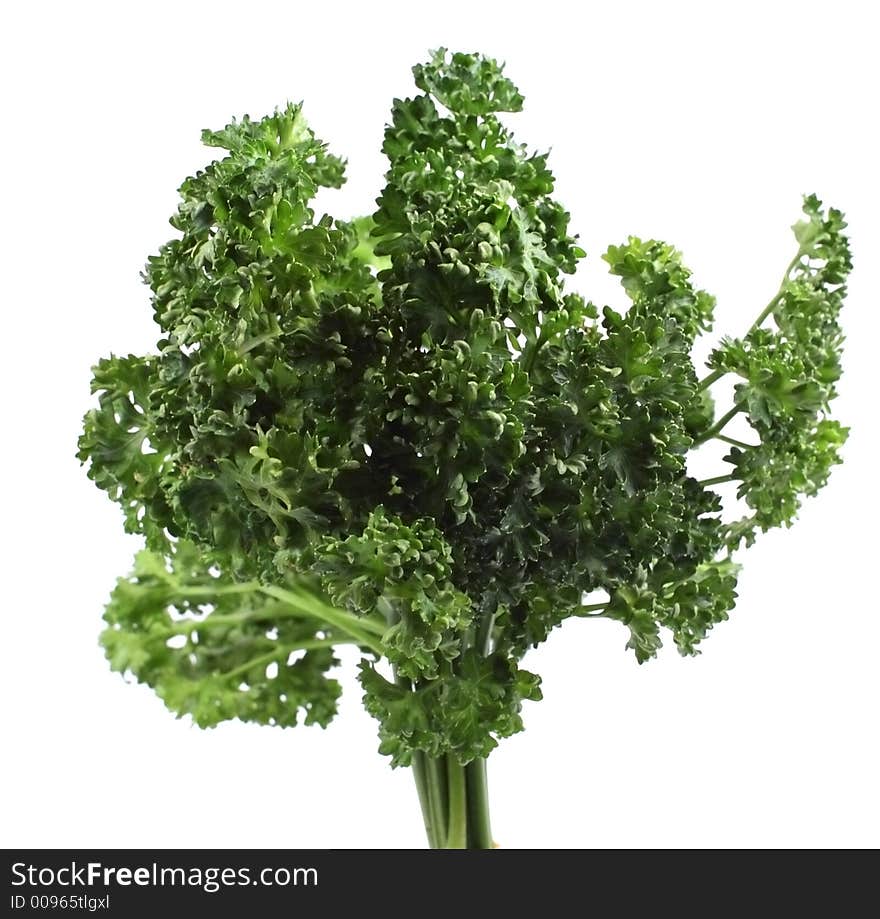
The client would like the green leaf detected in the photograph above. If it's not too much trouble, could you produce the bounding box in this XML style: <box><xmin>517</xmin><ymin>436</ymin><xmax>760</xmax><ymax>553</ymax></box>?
<box><xmin>101</xmin><ymin>541</ymin><xmax>343</xmax><ymax>728</ymax></box>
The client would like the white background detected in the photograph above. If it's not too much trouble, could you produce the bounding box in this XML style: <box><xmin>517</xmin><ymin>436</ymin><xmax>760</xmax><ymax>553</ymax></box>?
<box><xmin>3</xmin><ymin>0</ymin><xmax>878</xmax><ymax>849</ymax></box>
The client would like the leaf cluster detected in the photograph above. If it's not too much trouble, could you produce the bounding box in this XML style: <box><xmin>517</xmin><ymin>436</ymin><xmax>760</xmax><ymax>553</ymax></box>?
<box><xmin>80</xmin><ymin>50</ymin><xmax>850</xmax><ymax>765</ymax></box>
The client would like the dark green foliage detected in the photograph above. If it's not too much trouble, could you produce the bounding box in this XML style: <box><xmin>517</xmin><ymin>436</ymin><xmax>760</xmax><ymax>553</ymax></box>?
<box><xmin>79</xmin><ymin>50</ymin><xmax>850</xmax><ymax>769</ymax></box>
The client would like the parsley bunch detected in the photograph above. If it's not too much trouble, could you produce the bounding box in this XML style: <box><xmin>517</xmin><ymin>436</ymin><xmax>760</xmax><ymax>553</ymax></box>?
<box><xmin>79</xmin><ymin>50</ymin><xmax>850</xmax><ymax>848</ymax></box>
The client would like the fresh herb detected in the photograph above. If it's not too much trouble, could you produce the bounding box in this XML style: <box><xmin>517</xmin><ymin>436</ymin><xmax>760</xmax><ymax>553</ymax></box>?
<box><xmin>79</xmin><ymin>49</ymin><xmax>850</xmax><ymax>848</ymax></box>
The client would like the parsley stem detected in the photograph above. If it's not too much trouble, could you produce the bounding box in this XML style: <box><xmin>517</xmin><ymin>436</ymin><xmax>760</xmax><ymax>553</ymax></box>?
<box><xmin>259</xmin><ymin>585</ymin><xmax>385</xmax><ymax>654</ymax></box>
<box><xmin>698</xmin><ymin>473</ymin><xmax>737</xmax><ymax>487</ymax></box>
<box><xmin>392</xmin><ymin>659</ymin><xmax>438</xmax><ymax>848</ymax></box>
<box><xmin>411</xmin><ymin>752</ymin><xmax>438</xmax><ymax>848</ymax></box>
<box><xmin>748</xmin><ymin>252</ymin><xmax>803</xmax><ymax>333</ymax></box>
<box><xmin>694</xmin><ymin>405</ymin><xmax>742</xmax><ymax>445</ymax></box>
<box><xmin>697</xmin><ymin>367</ymin><xmax>726</xmax><ymax>391</ymax></box>
<box><xmin>177</xmin><ymin>583</ymin><xmax>260</xmax><ymax>597</ymax></box>
<box><xmin>477</xmin><ymin>607</ymin><xmax>497</xmax><ymax>656</ymax></box>
<box><xmin>174</xmin><ymin>584</ymin><xmax>386</xmax><ymax>650</ymax></box>
<box><xmin>224</xmin><ymin>638</ymin><xmax>337</xmax><ymax>681</ymax></box>
<box><xmin>179</xmin><ymin>582</ymin><xmax>386</xmax><ymax>636</ymax></box>
<box><xmin>718</xmin><ymin>434</ymin><xmax>756</xmax><ymax>450</ymax></box>
<box><xmin>699</xmin><ymin>251</ymin><xmax>803</xmax><ymax>392</ymax></box>
<box><xmin>748</xmin><ymin>292</ymin><xmax>784</xmax><ymax>333</ymax></box>
<box><xmin>577</xmin><ymin>601</ymin><xmax>609</xmax><ymax>615</ymax></box>
<box><xmin>171</xmin><ymin>611</ymin><xmax>258</xmax><ymax>632</ymax></box>
<box><xmin>425</xmin><ymin>756</ymin><xmax>449</xmax><ymax>849</ymax></box>
<box><xmin>445</xmin><ymin>756</ymin><xmax>468</xmax><ymax>849</ymax></box>
<box><xmin>465</xmin><ymin>758</ymin><xmax>494</xmax><ymax>849</ymax></box>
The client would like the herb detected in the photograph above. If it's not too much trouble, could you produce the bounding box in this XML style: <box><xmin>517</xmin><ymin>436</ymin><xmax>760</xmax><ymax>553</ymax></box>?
<box><xmin>78</xmin><ymin>49</ymin><xmax>850</xmax><ymax>848</ymax></box>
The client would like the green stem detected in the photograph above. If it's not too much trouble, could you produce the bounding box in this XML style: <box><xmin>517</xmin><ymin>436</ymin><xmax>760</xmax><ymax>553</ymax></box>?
<box><xmin>411</xmin><ymin>753</ymin><xmax>437</xmax><ymax>848</ymax></box>
<box><xmin>465</xmin><ymin>759</ymin><xmax>493</xmax><ymax>849</ymax></box>
<box><xmin>694</xmin><ymin>405</ymin><xmax>742</xmax><ymax>446</ymax></box>
<box><xmin>393</xmin><ymin>659</ymin><xmax>437</xmax><ymax>849</ymax></box>
<box><xmin>697</xmin><ymin>367</ymin><xmax>726</xmax><ymax>391</ymax></box>
<box><xmin>177</xmin><ymin>582</ymin><xmax>263</xmax><ymax>598</ymax></box>
<box><xmin>698</xmin><ymin>252</ymin><xmax>803</xmax><ymax>392</ymax></box>
<box><xmin>259</xmin><ymin>585</ymin><xmax>385</xmax><ymax>653</ymax></box>
<box><xmin>718</xmin><ymin>434</ymin><xmax>756</xmax><ymax>450</ymax></box>
<box><xmin>425</xmin><ymin>755</ymin><xmax>449</xmax><ymax>849</ymax></box>
<box><xmin>224</xmin><ymin>638</ymin><xmax>338</xmax><ymax>681</ymax></box>
<box><xmin>748</xmin><ymin>292</ymin><xmax>784</xmax><ymax>334</ymax></box>
<box><xmin>176</xmin><ymin>582</ymin><xmax>387</xmax><ymax>642</ymax></box>
<box><xmin>445</xmin><ymin>756</ymin><xmax>468</xmax><ymax>849</ymax></box>
<box><xmin>698</xmin><ymin>473</ymin><xmax>737</xmax><ymax>487</ymax></box>
<box><xmin>575</xmin><ymin>601</ymin><xmax>609</xmax><ymax>616</ymax></box>
<box><xmin>748</xmin><ymin>252</ymin><xmax>803</xmax><ymax>334</ymax></box>
<box><xmin>477</xmin><ymin>608</ymin><xmax>497</xmax><ymax>656</ymax></box>
<box><xmin>266</xmin><ymin>585</ymin><xmax>387</xmax><ymax>635</ymax></box>
<box><xmin>171</xmin><ymin>611</ymin><xmax>258</xmax><ymax>632</ymax></box>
